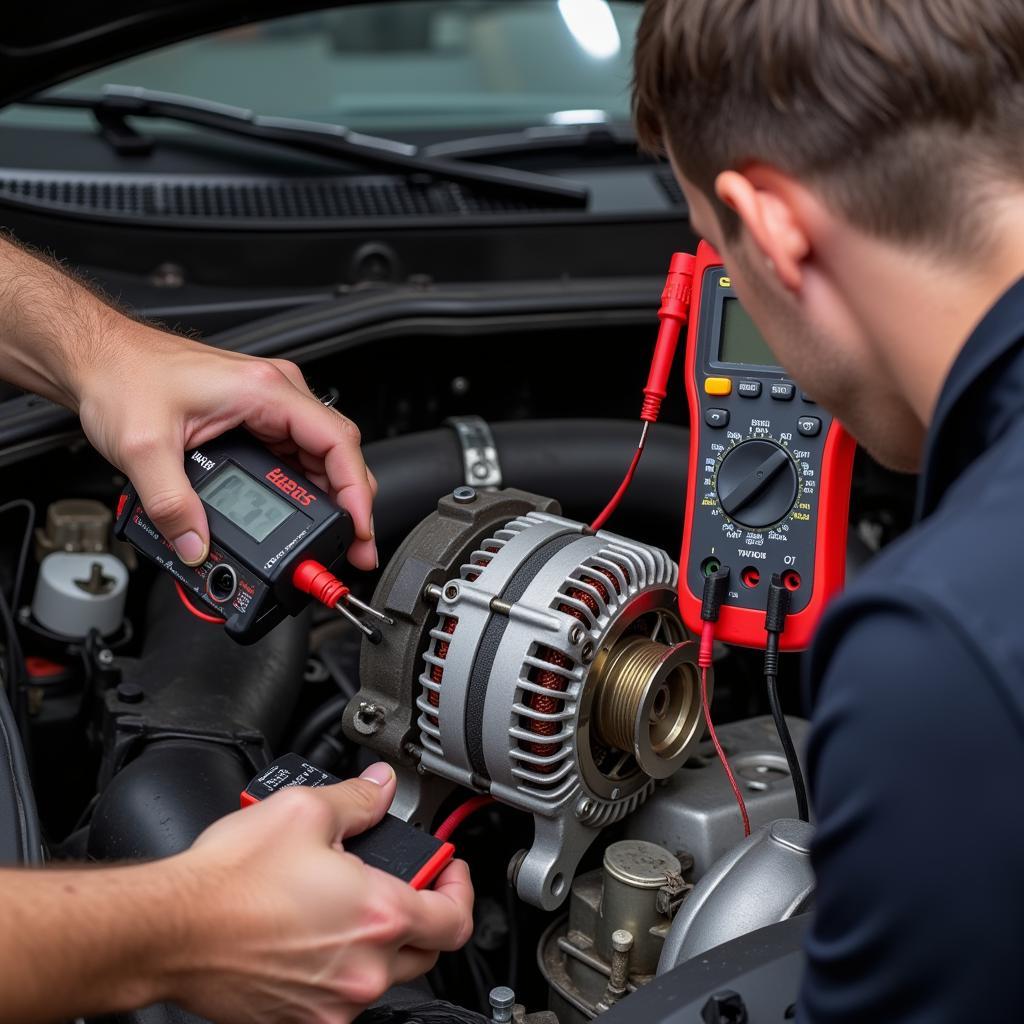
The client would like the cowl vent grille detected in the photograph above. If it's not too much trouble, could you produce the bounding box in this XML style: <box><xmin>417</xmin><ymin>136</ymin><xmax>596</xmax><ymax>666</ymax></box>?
<box><xmin>0</xmin><ymin>171</ymin><xmax>559</xmax><ymax>224</ymax></box>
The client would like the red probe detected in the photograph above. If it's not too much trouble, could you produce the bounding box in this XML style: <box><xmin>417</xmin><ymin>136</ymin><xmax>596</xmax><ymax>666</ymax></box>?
<box><xmin>291</xmin><ymin>559</ymin><xmax>394</xmax><ymax>641</ymax></box>
<box><xmin>175</xmin><ymin>559</ymin><xmax>393</xmax><ymax>640</ymax></box>
<box><xmin>590</xmin><ymin>253</ymin><xmax>695</xmax><ymax>532</ymax></box>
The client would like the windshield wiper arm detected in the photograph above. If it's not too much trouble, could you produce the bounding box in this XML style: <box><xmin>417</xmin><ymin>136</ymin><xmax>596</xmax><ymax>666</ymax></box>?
<box><xmin>422</xmin><ymin>123</ymin><xmax>636</xmax><ymax>161</ymax></box>
<box><xmin>19</xmin><ymin>86</ymin><xmax>589</xmax><ymax>207</ymax></box>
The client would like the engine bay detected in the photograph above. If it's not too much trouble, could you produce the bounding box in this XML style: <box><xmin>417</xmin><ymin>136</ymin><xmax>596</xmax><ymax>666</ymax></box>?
<box><xmin>0</xmin><ymin>300</ymin><xmax>916</xmax><ymax>1021</ymax></box>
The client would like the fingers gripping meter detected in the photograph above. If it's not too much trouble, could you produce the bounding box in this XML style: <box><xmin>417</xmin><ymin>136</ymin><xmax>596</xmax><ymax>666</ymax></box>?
<box><xmin>680</xmin><ymin>242</ymin><xmax>856</xmax><ymax>650</ymax></box>
<box><xmin>114</xmin><ymin>430</ymin><xmax>355</xmax><ymax>644</ymax></box>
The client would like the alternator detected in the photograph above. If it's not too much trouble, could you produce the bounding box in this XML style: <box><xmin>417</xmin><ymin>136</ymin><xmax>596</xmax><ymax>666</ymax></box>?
<box><xmin>344</xmin><ymin>488</ymin><xmax>708</xmax><ymax>909</ymax></box>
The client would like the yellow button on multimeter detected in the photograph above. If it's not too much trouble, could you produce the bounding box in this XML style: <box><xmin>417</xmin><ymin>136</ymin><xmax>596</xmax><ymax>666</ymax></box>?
<box><xmin>704</xmin><ymin>377</ymin><xmax>733</xmax><ymax>396</ymax></box>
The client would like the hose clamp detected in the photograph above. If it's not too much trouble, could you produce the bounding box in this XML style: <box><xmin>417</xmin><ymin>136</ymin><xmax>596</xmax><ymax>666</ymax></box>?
<box><xmin>445</xmin><ymin>416</ymin><xmax>503</xmax><ymax>489</ymax></box>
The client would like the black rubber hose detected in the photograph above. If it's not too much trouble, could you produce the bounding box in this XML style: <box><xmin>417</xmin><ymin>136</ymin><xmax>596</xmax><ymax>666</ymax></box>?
<box><xmin>365</xmin><ymin>419</ymin><xmax>689</xmax><ymax>556</ymax></box>
<box><xmin>88</xmin><ymin>579</ymin><xmax>309</xmax><ymax>862</ymax></box>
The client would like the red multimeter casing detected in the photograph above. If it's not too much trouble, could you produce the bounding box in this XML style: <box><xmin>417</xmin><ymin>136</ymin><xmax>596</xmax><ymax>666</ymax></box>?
<box><xmin>679</xmin><ymin>241</ymin><xmax>856</xmax><ymax>651</ymax></box>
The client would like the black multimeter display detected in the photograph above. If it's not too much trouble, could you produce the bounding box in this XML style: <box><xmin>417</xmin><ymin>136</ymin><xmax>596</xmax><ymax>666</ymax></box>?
<box><xmin>114</xmin><ymin>429</ymin><xmax>353</xmax><ymax>644</ymax></box>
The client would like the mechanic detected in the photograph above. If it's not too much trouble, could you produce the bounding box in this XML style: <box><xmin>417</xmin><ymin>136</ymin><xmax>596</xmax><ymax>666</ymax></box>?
<box><xmin>634</xmin><ymin>0</ymin><xmax>1024</xmax><ymax>1019</ymax></box>
<box><xmin>0</xmin><ymin>233</ymin><xmax>473</xmax><ymax>1024</ymax></box>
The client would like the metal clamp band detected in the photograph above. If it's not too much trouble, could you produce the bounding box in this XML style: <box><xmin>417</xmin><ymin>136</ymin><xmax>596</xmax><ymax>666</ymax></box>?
<box><xmin>445</xmin><ymin>415</ymin><xmax>503</xmax><ymax>489</ymax></box>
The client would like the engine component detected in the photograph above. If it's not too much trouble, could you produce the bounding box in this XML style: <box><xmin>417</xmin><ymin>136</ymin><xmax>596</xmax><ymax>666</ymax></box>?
<box><xmin>347</xmin><ymin>487</ymin><xmax>708</xmax><ymax>910</ymax></box>
<box><xmin>446</xmin><ymin>415</ymin><xmax>503</xmax><ymax>489</ymax></box>
<box><xmin>31</xmin><ymin>551</ymin><xmax>128</xmax><ymax>638</ymax></box>
<box><xmin>625</xmin><ymin>715</ymin><xmax>810</xmax><ymax>877</ymax></box>
<box><xmin>540</xmin><ymin>839</ymin><xmax>688</xmax><ymax>1022</ymax></box>
<box><xmin>33</xmin><ymin>498</ymin><xmax>111</xmax><ymax>557</ymax></box>
<box><xmin>88</xmin><ymin>577</ymin><xmax>308</xmax><ymax>860</ymax></box>
<box><xmin>657</xmin><ymin>818</ymin><xmax>814</xmax><ymax>972</ymax></box>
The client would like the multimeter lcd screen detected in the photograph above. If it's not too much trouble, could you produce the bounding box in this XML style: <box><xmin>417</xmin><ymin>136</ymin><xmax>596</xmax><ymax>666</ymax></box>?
<box><xmin>199</xmin><ymin>464</ymin><xmax>295</xmax><ymax>542</ymax></box>
<box><xmin>718</xmin><ymin>298</ymin><xmax>779</xmax><ymax>368</ymax></box>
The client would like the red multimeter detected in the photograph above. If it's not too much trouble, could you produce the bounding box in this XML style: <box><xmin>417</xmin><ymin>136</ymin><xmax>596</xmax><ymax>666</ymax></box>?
<box><xmin>241</xmin><ymin>754</ymin><xmax>455</xmax><ymax>891</ymax></box>
<box><xmin>679</xmin><ymin>242</ymin><xmax>856</xmax><ymax>651</ymax></box>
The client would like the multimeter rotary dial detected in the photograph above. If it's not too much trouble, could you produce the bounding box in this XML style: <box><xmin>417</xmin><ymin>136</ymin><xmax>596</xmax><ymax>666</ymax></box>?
<box><xmin>715</xmin><ymin>438</ymin><xmax>799</xmax><ymax>529</ymax></box>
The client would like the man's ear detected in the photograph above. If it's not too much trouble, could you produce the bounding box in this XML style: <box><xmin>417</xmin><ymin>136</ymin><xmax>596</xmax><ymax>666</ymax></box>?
<box><xmin>715</xmin><ymin>168</ymin><xmax>810</xmax><ymax>293</ymax></box>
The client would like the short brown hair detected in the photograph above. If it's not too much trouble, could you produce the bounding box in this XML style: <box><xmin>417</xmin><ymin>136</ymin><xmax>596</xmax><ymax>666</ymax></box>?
<box><xmin>633</xmin><ymin>0</ymin><xmax>1024</xmax><ymax>250</ymax></box>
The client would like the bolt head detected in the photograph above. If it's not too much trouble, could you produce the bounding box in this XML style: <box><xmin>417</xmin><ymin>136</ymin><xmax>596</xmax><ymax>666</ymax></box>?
<box><xmin>353</xmin><ymin>701</ymin><xmax>384</xmax><ymax>735</ymax></box>
<box><xmin>97</xmin><ymin>648</ymin><xmax>114</xmax><ymax>666</ymax></box>
<box><xmin>452</xmin><ymin>486</ymin><xmax>477</xmax><ymax>504</ymax></box>
<box><xmin>581</xmin><ymin>641</ymin><xmax>596</xmax><ymax>663</ymax></box>
<box><xmin>116</xmin><ymin>681</ymin><xmax>143</xmax><ymax>704</ymax></box>
<box><xmin>569</xmin><ymin>624</ymin><xmax>584</xmax><ymax>645</ymax></box>
<box><xmin>575</xmin><ymin>797</ymin><xmax>594</xmax><ymax>819</ymax></box>
<box><xmin>611</xmin><ymin>929</ymin><xmax>634</xmax><ymax>953</ymax></box>
<box><xmin>443</xmin><ymin>583</ymin><xmax>460</xmax><ymax>601</ymax></box>
<box><xmin>489</xmin><ymin>986</ymin><xmax>515</xmax><ymax>1010</ymax></box>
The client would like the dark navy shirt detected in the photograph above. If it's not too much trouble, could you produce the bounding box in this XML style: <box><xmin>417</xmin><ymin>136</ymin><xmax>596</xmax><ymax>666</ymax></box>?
<box><xmin>798</xmin><ymin>279</ymin><xmax>1024</xmax><ymax>1022</ymax></box>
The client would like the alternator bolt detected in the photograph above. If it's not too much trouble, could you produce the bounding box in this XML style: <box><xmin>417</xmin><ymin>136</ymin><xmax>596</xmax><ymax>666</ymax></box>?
<box><xmin>581</xmin><ymin>641</ymin><xmax>596</xmax><ymax>663</ymax></box>
<box><xmin>444</xmin><ymin>584</ymin><xmax>460</xmax><ymax>602</ymax></box>
<box><xmin>353</xmin><ymin>701</ymin><xmax>385</xmax><ymax>736</ymax></box>
<box><xmin>453</xmin><ymin>486</ymin><xmax>477</xmax><ymax>504</ymax></box>
<box><xmin>489</xmin><ymin>986</ymin><xmax>515</xmax><ymax>1023</ymax></box>
<box><xmin>574</xmin><ymin>797</ymin><xmax>594</xmax><ymax>819</ymax></box>
<box><xmin>569</xmin><ymin>624</ymin><xmax>585</xmax><ymax>646</ymax></box>
<box><xmin>507</xmin><ymin>849</ymin><xmax>528</xmax><ymax>887</ymax></box>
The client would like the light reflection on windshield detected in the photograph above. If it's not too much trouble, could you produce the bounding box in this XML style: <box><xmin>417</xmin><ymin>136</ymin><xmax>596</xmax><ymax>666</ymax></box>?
<box><xmin>1</xmin><ymin>1</ymin><xmax>641</xmax><ymax>134</ymax></box>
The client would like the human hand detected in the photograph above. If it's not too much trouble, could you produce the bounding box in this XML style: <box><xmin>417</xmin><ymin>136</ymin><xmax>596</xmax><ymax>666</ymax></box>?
<box><xmin>74</xmin><ymin>324</ymin><xmax>377</xmax><ymax>569</ymax></box>
<box><xmin>166</xmin><ymin>762</ymin><xmax>474</xmax><ymax>1023</ymax></box>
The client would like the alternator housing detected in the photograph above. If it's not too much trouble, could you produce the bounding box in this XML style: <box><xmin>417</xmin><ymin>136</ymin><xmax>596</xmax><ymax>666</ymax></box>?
<box><xmin>346</xmin><ymin>489</ymin><xmax>707</xmax><ymax>909</ymax></box>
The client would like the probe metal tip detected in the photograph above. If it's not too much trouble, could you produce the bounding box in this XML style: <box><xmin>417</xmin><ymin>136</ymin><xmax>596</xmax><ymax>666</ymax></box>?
<box><xmin>344</xmin><ymin>594</ymin><xmax>395</xmax><ymax>625</ymax></box>
<box><xmin>333</xmin><ymin>601</ymin><xmax>379</xmax><ymax>641</ymax></box>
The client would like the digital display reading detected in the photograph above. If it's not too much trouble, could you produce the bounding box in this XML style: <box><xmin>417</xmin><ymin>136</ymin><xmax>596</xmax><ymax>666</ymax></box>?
<box><xmin>718</xmin><ymin>298</ymin><xmax>779</xmax><ymax>368</ymax></box>
<box><xmin>199</xmin><ymin>464</ymin><xmax>294</xmax><ymax>542</ymax></box>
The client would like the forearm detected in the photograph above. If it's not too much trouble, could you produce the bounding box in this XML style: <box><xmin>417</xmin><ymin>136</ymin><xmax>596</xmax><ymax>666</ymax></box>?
<box><xmin>0</xmin><ymin>233</ymin><xmax>131</xmax><ymax>409</ymax></box>
<box><xmin>0</xmin><ymin>858</ymin><xmax>206</xmax><ymax>1023</ymax></box>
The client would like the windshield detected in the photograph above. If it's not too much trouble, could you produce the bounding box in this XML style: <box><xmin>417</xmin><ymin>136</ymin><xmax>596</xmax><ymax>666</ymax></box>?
<box><xmin>1</xmin><ymin>1</ymin><xmax>641</xmax><ymax>134</ymax></box>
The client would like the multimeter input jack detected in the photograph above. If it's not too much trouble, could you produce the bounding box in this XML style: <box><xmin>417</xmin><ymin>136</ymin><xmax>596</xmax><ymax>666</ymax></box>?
<box><xmin>781</xmin><ymin>570</ymin><xmax>802</xmax><ymax>592</ymax></box>
<box><xmin>700</xmin><ymin>557</ymin><xmax>722</xmax><ymax>578</ymax></box>
<box><xmin>740</xmin><ymin>566</ymin><xmax>761</xmax><ymax>589</ymax></box>
<box><xmin>206</xmin><ymin>563</ymin><xmax>238</xmax><ymax>604</ymax></box>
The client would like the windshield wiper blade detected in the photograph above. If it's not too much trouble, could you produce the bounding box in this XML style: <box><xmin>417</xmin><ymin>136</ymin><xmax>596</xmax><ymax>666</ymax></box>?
<box><xmin>19</xmin><ymin>86</ymin><xmax>589</xmax><ymax>207</ymax></box>
<box><xmin>423</xmin><ymin>123</ymin><xmax>636</xmax><ymax>161</ymax></box>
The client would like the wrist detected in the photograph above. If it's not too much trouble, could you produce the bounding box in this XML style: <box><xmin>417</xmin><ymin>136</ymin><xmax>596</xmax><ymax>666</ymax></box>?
<box><xmin>131</xmin><ymin>852</ymin><xmax>226</xmax><ymax>1007</ymax></box>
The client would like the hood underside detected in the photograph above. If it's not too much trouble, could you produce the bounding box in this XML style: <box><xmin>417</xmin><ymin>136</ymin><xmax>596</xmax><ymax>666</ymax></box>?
<box><xmin>0</xmin><ymin>1</ymin><xmax>346</xmax><ymax>107</ymax></box>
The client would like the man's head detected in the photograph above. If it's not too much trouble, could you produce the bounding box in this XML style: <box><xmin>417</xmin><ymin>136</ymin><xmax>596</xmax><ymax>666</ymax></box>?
<box><xmin>634</xmin><ymin>0</ymin><xmax>1024</xmax><ymax>470</ymax></box>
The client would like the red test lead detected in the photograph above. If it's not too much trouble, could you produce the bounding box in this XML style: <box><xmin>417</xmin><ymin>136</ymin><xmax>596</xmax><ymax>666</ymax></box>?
<box><xmin>590</xmin><ymin>252</ymin><xmax>695</xmax><ymax>532</ymax></box>
<box><xmin>291</xmin><ymin>559</ymin><xmax>394</xmax><ymax>643</ymax></box>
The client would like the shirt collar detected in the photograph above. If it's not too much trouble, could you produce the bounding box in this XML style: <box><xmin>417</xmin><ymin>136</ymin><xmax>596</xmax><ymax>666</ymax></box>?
<box><xmin>916</xmin><ymin>277</ymin><xmax>1024</xmax><ymax>520</ymax></box>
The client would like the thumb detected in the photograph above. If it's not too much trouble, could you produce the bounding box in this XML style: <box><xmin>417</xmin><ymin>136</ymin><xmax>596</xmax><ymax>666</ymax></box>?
<box><xmin>128</xmin><ymin>439</ymin><xmax>210</xmax><ymax>565</ymax></box>
<box><xmin>323</xmin><ymin>762</ymin><xmax>397</xmax><ymax>843</ymax></box>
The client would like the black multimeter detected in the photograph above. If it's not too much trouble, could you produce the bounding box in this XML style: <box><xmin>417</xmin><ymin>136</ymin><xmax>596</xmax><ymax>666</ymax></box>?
<box><xmin>114</xmin><ymin>429</ymin><xmax>353</xmax><ymax>644</ymax></box>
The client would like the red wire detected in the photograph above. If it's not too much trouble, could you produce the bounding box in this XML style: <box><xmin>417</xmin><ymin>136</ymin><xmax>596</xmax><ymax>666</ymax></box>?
<box><xmin>173</xmin><ymin>580</ymin><xmax>226</xmax><ymax>625</ymax></box>
<box><xmin>433</xmin><ymin>795</ymin><xmax>496</xmax><ymax>842</ymax></box>
<box><xmin>590</xmin><ymin>425</ymin><xmax>648</xmax><ymax>532</ymax></box>
<box><xmin>700</xmin><ymin>663</ymin><xmax>751</xmax><ymax>837</ymax></box>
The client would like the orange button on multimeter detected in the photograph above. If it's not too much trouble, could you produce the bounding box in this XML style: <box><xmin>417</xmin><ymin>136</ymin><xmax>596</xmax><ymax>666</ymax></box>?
<box><xmin>241</xmin><ymin>754</ymin><xmax>455</xmax><ymax>891</ymax></box>
<box><xmin>704</xmin><ymin>376</ymin><xmax>733</xmax><ymax>396</ymax></box>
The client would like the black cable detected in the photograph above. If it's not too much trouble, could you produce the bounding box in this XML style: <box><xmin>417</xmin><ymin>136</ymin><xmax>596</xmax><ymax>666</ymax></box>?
<box><xmin>290</xmin><ymin>693</ymin><xmax>349</xmax><ymax>756</ymax></box>
<box><xmin>0</xmin><ymin>502</ymin><xmax>35</xmax><ymax>731</ymax></box>
<box><xmin>0</xmin><ymin>588</ymin><xmax>26</xmax><ymax>728</ymax></box>
<box><xmin>319</xmin><ymin>643</ymin><xmax>358</xmax><ymax>700</ymax></box>
<box><xmin>764</xmin><ymin>576</ymin><xmax>810</xmax><ymax>823</ymax></box>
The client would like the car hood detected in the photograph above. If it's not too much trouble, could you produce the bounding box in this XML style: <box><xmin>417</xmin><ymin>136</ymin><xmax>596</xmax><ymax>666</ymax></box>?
<box><xmin>0</xmin><ymin>1</ymin><xmax>349</xmax><ymax>107</ymax></box>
